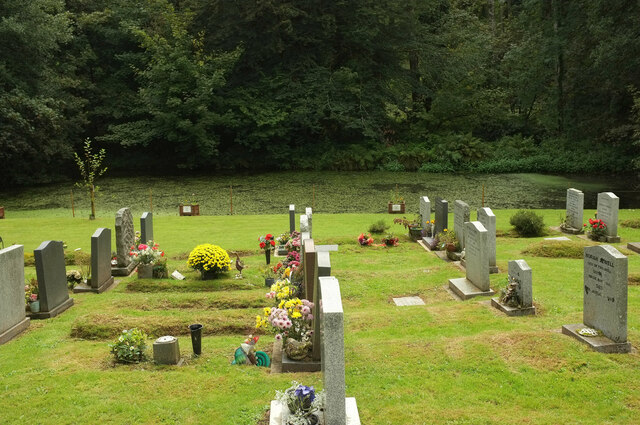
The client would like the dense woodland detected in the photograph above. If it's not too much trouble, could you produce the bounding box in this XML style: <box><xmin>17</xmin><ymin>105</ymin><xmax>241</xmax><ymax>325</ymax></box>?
<box><xmin>2</xmin><ymin>0</ymin><xmax>640</xmax><ymax>185</ymax></box>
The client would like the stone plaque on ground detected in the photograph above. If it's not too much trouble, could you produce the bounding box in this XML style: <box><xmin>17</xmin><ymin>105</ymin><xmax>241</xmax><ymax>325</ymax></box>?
<box><xmin>454</xmin><ymin>200</ymin><xmax>471</xmax><ymax>249</ymax></box>
<box><xmin>420</xmin><ymin>196</ymin><xmax>431</xmax><ymax>230</ymax></box>
<box><xmin>33</xmin><ymin>241</ymin><xmax>74</xmax><ymax>319</ymax></box>
<box><xmin>74</xmin><ymin>228</ymin><xmax>115</xmax><ymax>294</ymax></box>
<box><xmin>477</xmin><ymin>207</ymin><xmax>498</xmax><ymax>273</ymax></box>
<box><xmin>305</xmin><ymin>207</ymin><xmax>313</xmax><ymax>238</ymax></box>
<box><xmin>562</xmin><ymin>245</ymin><xmax>630</xmax><ymax>353</ymax></box>
<box><xmin>596</xmin><ymin>192</ymin><xmax>620</xmax><ymax>242</ymax></box>
<box><xmin>545</xmin><ymin>236</ymin><xmax>571</xmax><ymax>241</ymax></box>
<box><xmin>393</xmin><ymin>296</ymin><xmax>425</xmax><ymax>306</ymax></box>
<box><xmin>563</xmin><ymin>188</ymin><xmax>584</xmax><ymax>233</ymax></box>
<box><xmin>315</xmin><ymin>244</ymin><xmax>338</xmax><ymax>252</ymax></box>
<box><xmin>312</xmin><ymin>251</ymin><xmax>331</xmax><ymax>362</ymax></box>
<box><xmin>491</xmin><ymin>259</ymin><xmax>535</xmax><ymax>316</ymax></box>
<box><xmin>627</xmin><ymin>242</ymin><xmax>640</xmax><ymax>254</ymax></box>
<box><xmin>434</xmin><ymin>198</ymin><xmax>448</xmax><ymax>235</ymax></box>
<box><xmin>0</xmin><ymin>245</ymin><xmax>30</xmax><ymax>345</ymax></box>
<box><xmin>289</xmin><ymin>204</ymin><xmax>295</xmax><ymax>233</ymax></box>
<box><xmin>448</xmin><ymin>221</ymin><xmax>494</xmax><ymax>300</ymax></box>
<box><xmin>140</xmin><ymin>212</ymin><xmax>153</xmax><ymax>243</ymax></box>
<box><xmin>113</xmin><ymin>208</ymin><xmax>135</xmax><ymax>276</ymax></box>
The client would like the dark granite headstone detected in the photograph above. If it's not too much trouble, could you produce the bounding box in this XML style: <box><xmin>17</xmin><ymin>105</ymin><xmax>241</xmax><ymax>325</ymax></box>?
<box><xmin>0</xmin><ymin>245</ymin><xmax>30</xmax><ymax>344</ymax></box>
<box><xmin>74</xmin><ymin>228</ymin><xmax>115</xmax><ymax>293</ymax></box>
<box><xmin>289</xmin><ymin>204</ymin><xmax>295</xmax><ymax>233</ymax></box>
<box><xmin>434</xmin><ymin>198</ymin><xmax>448</xmax><ymax>236</ymax></box>
<box><xmin>302</xmin><ymin>238</ymin><xmax>316</xmax><ymax>302</ymax></box>
<box><xmin>140</xmin><ymin>212</ymin><xmax>153</xmax><ymax>243</ymax></box>
<box><xmin>33</xmin><ymin>241</ymin><xmax>74</xmax><ymax>319</ymax></box>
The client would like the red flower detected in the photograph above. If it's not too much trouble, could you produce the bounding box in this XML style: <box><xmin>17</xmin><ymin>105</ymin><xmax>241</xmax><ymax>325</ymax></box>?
<box><xmin>599</xmin><ymin>225</ymin><xmax>604</xmax><ymax>229</ymax></box>
<box><xmin>588</xmin><ymin>219</ymin><xmax>594</xmax><ymax>225</ymax></box>
<box><xmin>270</xmin><ymin>240</ymin><xmax>275</xmax><ymax>246</ymax></box>
<box><xmin>161</xmin><ymin>252</ymin><xmax>165</xmax><ymax>257</ymax></box>
<box><xmin>266</xmin><ymin>234</ymin><xmax>273</xmax><ymax>239</ymax></box>
<box><xmin>259</xmin><ymin>242</ymin><xmax>266</xmax><ymax>249</ymax></box>
<box><xmin>583</xmin><ymin>224</ymin><xmax>587</xmax><ymax>227</ymax></box>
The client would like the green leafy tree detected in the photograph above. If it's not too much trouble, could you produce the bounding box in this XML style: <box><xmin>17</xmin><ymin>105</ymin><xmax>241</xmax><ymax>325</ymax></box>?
<box><xmin>73</xmin><ymin>139</ymin><xmax>107</xmax><ymax>220</ymax></box>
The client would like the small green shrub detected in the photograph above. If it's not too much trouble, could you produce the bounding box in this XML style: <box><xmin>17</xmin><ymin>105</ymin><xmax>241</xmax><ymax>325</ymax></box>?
<box><xmin>621</xmin><ymin>218</ymin><xmax>640</xmax><ymax>229</ymax></box>
<box><xmin>509</xmin><ymin>210</ymin><xmax>545</xmax><ymax>237</ymax></box>
<box><xmin>109</xmin><ymin>328</ymin><xmax>148</xmax><ymax>363</ymax></box>
<box><xmin>368</xmin><ymin>220</ymin><xmax>389</xmax><ymax>234</ymax></box>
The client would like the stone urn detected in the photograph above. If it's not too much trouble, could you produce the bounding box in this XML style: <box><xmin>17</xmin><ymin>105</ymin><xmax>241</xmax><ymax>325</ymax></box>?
<box><xmin>137</xmin><ymin>263</ymin><xmax>153</xmax><ymax>279</ymax></box>
<box><xmin>284</xmin><ymin>339</ymin><xmax>312</xmax><ymax>361</ymax></box>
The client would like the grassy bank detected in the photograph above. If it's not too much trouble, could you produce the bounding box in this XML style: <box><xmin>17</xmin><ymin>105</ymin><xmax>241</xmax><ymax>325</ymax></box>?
<box><xmin>1</xmin><ymin>210</ymin><xmax>640</xmax><ymax>424</ymax></box>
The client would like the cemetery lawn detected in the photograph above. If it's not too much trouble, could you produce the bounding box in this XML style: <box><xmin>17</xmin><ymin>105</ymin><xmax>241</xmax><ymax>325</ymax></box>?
<box><xmin>1</xmin><ymin>209</ymin><xmax>640</xmax><ymax>424</ymax></box>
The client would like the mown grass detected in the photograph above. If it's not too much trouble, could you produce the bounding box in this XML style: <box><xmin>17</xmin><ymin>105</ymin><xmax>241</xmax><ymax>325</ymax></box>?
<box><xmin>1</xmin><ymin>208</ymin><xmax>640</xmax><ymax>424</ymax></box>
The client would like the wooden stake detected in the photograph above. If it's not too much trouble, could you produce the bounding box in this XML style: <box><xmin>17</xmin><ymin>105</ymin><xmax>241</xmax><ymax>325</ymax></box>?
<box><xmin>149</xmin><ymin>188</ymin><xmax>153</xmax><ymax>212</ymax></box>
<box><xmin>230</xmin><ymin>185</ymin><xmax>233</xmax><ymax>215</ymax></box>
<box><xmin>71</xmin><ymin>189</ymin><xmax>75</xmax><ymax>217</ymax></box>
<box><xmin>482</xmin><ymin>184</ymin><xmax>485</xmax><ymax>207</ymax></box>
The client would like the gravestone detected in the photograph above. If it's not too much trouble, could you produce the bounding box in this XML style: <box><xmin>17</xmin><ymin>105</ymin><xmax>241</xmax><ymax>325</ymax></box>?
<box><xmin>32</xmin><ymin>241</ymin><xmax>74</xmax><ymax>319</ymax></box>
<box><xmin>140</xmin><ymin>212</ymin><xmax>153</xmax><ymax>243</ymax></box>
<box><xmin>596</xmin><ymin>192</ymin><xmax>620</xmax><ymax>242</ymax></box>
<box><xmin>454</xmin><ymin>200</ymin><xmax>471</xmax><ymax>250</ymax></box>
<box><xmin>434</xmin><ymin>198</ymin><xmax>448</xmax><ymax>235</ymax></box>
<box><xmin>563</xmin><ymin>188</ymin><xmax>584</xmax><ymax>234</ymax></box>
<box><xmin>312</xmin><ymin>251</ymin><xmax>331</xmax><ymax>362</ymax></box>
<box><xmin>270</xmin><ymin>276</ymin><xmax>360</xmax><ymax>425</ymax></box>
<box><xmin>477</xmin><ymin>207</ymin><xmax>498</xmax><ymax>273</ymax></box>
<box><xmin>448</xmin><ymin>221</ymin><xmax>494</xmax><ymax>300</ymax></box>
<box><xmin>562</xmin><ymin>245</ymin><xmax>631</xmax><ymax>353</ymax></box>
<box><xmin>305</xmin><ymin>207</ymin><xmax>313</xmax><ymax>238</ymax></box>
<box><xmin>302</xmin><ymin>238</ymin><xmax>316</xmax><ymax>301</ymax></box>
<box><xmin>112</xmin><ymin>208</ymin><xmax>135</xmax><ymax>276</ymax></box>
<box><xmin>491</xmin><ymin>259</ymin><xmax>535</xmax><ymax>316</ymax></box>
<box><xmin>419</xmin><ymin>196</ymin><xmax>431</xmax><ymax>230</ymax></box>
<box><xmin>289</xmin><ymin>204</ymin><xmax>295</xmax><ymax>233</ymax></box>
<box><xmin>74</xmin><ymin>228</ymin><xmax>115</xmax><ymax>293</ymax></box>
<box><xmin>0</xmin><ymin>245</ymin><xmax>30</xmax><ymax>345</ymax></box>
<box><xmin>300</xmin><ymin>215</ymin><xmax>310</xmax><ymax>240</ymax></box>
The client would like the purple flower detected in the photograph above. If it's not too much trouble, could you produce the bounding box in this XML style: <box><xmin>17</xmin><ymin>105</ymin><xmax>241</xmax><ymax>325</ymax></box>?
<box><xmin>295</xmin><ymin>385</ymin><xmax>316</xmax><ymax>404</ymax></box>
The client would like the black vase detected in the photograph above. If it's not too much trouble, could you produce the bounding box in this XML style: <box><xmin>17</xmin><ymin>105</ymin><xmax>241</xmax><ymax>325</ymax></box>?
<box><xmin>265</xmin><ymin>249</ymin><xmax>271</xmax><ymax>265</ymax></box>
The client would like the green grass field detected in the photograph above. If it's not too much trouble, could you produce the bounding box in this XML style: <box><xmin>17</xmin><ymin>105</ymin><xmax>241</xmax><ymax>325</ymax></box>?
<box><xmin>1</xmin><ymin>209</ymin><xmax>640</xmax><ymax>424</ymax></box>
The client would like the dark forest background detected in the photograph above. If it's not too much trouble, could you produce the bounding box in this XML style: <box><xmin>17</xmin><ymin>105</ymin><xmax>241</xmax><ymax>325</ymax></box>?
<box><xmin>2</xmin><ymin>0</ymin><xmax>640</xmax><ymax>186</ymax></box>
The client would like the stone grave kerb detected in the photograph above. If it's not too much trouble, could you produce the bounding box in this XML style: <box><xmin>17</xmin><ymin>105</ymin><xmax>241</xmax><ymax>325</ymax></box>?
<box><xmin>33</xmin><ymin>240</ymin><xmax>74</xmax><ymax>319</ymax></box>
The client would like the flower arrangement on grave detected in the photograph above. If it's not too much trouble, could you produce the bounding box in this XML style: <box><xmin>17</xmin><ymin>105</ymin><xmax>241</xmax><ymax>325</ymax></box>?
<box><xmin>277</xmin><ymin>232</ymin><xmax>291</xmax><ymax>246</ymax></box>
<box><xmin>275</xmin><ymin>381</ymin><xmax>325</xmax><ymax>425</ymax></box>
<box><xmin>66</xmin><ymin>269</ymin><xmax>83</xmax><ymax>290</ymax></box>
<box><xmin>129</xmin><ymin>241</ymin><xmax>165</xmax><ymax>265</ymax></box>
<box><xmin>187</xmin><ymin>243</ymin><xmax>231</xmax><ymax>278</ymax></box>
<box><xmin>381</xmin><ymin>234</ymin><xmax>399</xmax><ymax>247</ymax></box>
<box><xmin>584</xmin><ymin>217</ymin><xmax>607</xmax><ymax>241</ymax></box>
<box><xmin>499</xmin><ymin>275</ymin><xmax>522</xmax><ymax>308</ymax></box>
<box><xmin>285</xmin><ymin>231</ymin><xmax>302</xmax><ymax>252</ymax></box>
<box><xmin>265</xmin><ymin>279</ymin><xmax>297</xmax><ymax>305</ymax></box>
<box><xmin>358</xmin><ymin>232</ymin><xmax>374</xmax><ymax>246</ymax></box>
<box><xmin>24</xmin><ymin>278</ymin><xmax>39</xmax><ymax>305</ymax></box>
<box><xmin>436</xmin><ymin>229</ymin><xmax>459</xmax><ymax>252</ymax></box>
<box><xmin>257</xmin><ymin>298</ymin><xmax>314</xmax><ymax>359</ymax></box>
<box><xmin>109</xmin><ymin>328</ymin><xmax>148</xmax><ymax>364</ymax></box>
<box><xmin>423</xmin><ymin>219</ymin><xmax>436</xmax><ymax>238</ymax></box>
<box><xmin>393</xmin><ymin>216</ymin><xmax>421</xmax><ymax>230</ymax></box>
<box><xmin>259</xmin><ymin>233</ymin><xmax>276</xmax><ymax>251</ymax></box>
<box><xmin>283</xmin><ymin>250</ymin><xmax>300</xmax><ymax>267</ymax></box>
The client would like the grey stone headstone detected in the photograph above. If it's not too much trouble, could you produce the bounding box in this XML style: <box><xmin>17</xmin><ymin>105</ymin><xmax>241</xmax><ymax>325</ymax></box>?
<box><xmin>566</xmin><ymin>189</ymin><xmax>584</xmax><ymax>230</ymax></box>
<box><xmin>464</xmin><ymin>221</ymin><xmax>490</xmax><ymax>291</ymax></box>
<box><xmin>583</xmin><ymin>245</ymin><xmax>628</xmax><ymax>343</ymax></box>
<box><xmin>305</xmin><ymin>207</ymin><xmax>313</xmax><ymax>238</ymax></box>
<box><xmin>115</xmin><ymin>208</ymin><xmax>135</xmax><ymax>268</ymax></box>
<box><xmin>300</xmin><ymin>214</ymin><xmax>310</xmax><ymax>233</ymax></box>
<box><xmin>289</xmin><ymin>204</ymin><xmax>295</xmax><ymax>233</ymax></box>
<box><xmin>0</xmin><ymin>245</ymin><xmax>29</xmax><ymax>344</ymax></box>
<box><xmin>420</xmin><ymin>196</ymin><xmax>431</xmax><ymax>230</ymax></box>
<box><xmin>454</xmin><ymin>200</ymin><xmax>471</xmax><ymax>249</ymax></box>
<box><xmin>509</xmin><ymin>259</ymin><xmax>532</xmax><ymax>308</ymax></box>
<box><xmin>34</xmin><ymin>241</ymin><xmax>73</xmax><ymax>316</ymax></box>
<box><xmin>477</xmin><ymin>207</ymin><xmax>496</xmax><ymax>271</ymax></box>
<box><xmin>140</xmin><ymin>212</ymin><xmax>153</xmax><ymax>243</ymax></box>
<box><xmin>434</xmin><ymin>198</ymin><xmax>448</xmax><ymax>235</ymax></box>
<box><xmin>319</xmin><ymin>276</ymin><xmax>346</xmax><ymax>425</ymax></box>
<box><xmin>91</xmin><ymin>228</ymin><xmax>113</xmax><ymax>290</ymax></box>
<box><xmin>312</xmin><ymin>251</ymin><xmax>331</xmax><ymax>362</ymax></box>
<box><xmin>596</xmin><ymin>192</ymin><xmax>619</xmax><ymax>239</ymax></box>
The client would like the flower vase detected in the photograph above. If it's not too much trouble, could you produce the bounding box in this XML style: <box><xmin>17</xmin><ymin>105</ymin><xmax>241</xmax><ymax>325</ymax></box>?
<box><xmin>265</xmin><ymin>249</ymin><xmax>271</xmax><ymax>265</ymax></box>
<box><xmin>30</xmin><ymin>300</ymin><xmax>40</xmax><ymax>313</ymax></box>
<box><xmin>265</xmin><ymin>277</ymin><xmax>275</xmax><ymax>288</ymax></box>
<box><xmin>137</xmin><ymin>264</ymin><xmax>153</xmax><ymax>279</ymax></box>
<box><xmin>284</xmin><ymin>339</ymin><xmax>312</xmax><ymax>360</ymax></box>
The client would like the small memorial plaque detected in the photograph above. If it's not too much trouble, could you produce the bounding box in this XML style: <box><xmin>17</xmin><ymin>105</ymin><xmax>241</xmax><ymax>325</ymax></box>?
<box><xmin>183</xmin><ymin>205</ymin><xmax>192</xmax><ymax>214</ymax></box>
<box><xmin>392</xmin><ymin>204</ymin><xmax>401</xmax><ymax>212</ymax></box>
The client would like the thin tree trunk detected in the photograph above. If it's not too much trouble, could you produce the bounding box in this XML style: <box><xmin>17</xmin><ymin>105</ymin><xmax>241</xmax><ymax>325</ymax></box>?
<box><xmin>90</xmin><ymin>185</ymin><xmax>96</xmax><ymax>220</ymax></box>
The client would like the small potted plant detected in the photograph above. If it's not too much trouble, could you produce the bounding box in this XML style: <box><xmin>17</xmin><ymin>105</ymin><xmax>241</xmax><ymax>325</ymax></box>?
<box><xmin>388</xmin><ymin>184</ymin><xmax>405</xmax><ymax>214</ymax></box>
<box><xmin>259</xmin><ymin>233</ymin><xmax>276</xmax><ymax>264</ymax></box>
<box><xmin>25</xmin><ymin>278</ymin><xmax>39</xmax><ymax>313</ymax></box>
<box><xmin>381</xmin><ymin>234</ymin><xmax>399</xmax><ymax>247</ymax></box>
<box><xmin>129</xmin><ymin>241</ymin><xmax>165</xmax><ymax>279</ymax></box>
<box><xmin>393</xmin><ymin>216</ymin><xmax>423</xmax><ymax>241</ymax></box>
<box><xmin>179</xmin><ymin>194</ymin><xmax>200</xmax><ymax>216</ymax></box>
<box><xmin>263</xmin><ymin>266</ymin><xmax>277</xmax><ymax>287</ymax></box>
<box><xmin>274</xmin><ymin>381</ymin><xmax>325</xmax><ymax>425</ymax></box>
<box><xmin>276</xmin><ymin>232</ymin><xmax>291</xmax><ymax>256</ymax></box>
<box><xmin>187</xmin><ymin>243</ymin><xmax>232</xmax><ymax>280</ymax></box>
